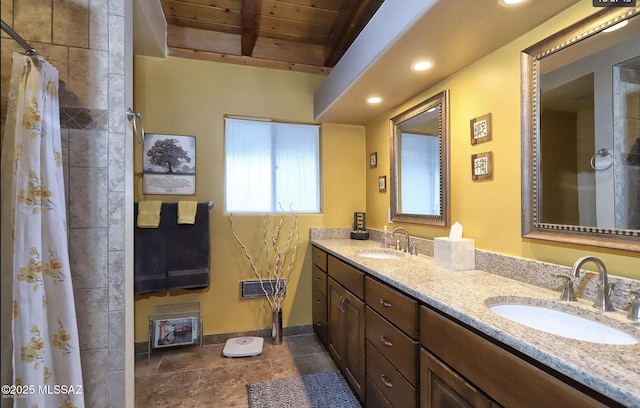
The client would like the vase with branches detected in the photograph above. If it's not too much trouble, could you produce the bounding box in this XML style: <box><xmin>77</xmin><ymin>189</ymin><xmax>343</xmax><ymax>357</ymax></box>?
<box><xmin>229</xmin><ymin>205</ymin><xmax>299</xmax><ymax>345</ymax></box>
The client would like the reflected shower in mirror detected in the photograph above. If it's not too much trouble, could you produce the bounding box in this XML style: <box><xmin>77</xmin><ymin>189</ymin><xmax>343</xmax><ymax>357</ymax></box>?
<box><xmin>522</xmin><ymin>7</ymin><xmax>640</xmax><ymax>251</ymax></box>
<box><xmin>390</xmin><ymin>90</ymin><xmax>450</xmax><ymax>226</ymax></box>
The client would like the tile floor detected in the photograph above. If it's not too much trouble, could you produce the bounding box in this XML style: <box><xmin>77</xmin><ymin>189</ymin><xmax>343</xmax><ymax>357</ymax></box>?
<box><xmin>135</xmin><ymin>334</ymin><xmax>338</xmax><ymax>408</ymax></box>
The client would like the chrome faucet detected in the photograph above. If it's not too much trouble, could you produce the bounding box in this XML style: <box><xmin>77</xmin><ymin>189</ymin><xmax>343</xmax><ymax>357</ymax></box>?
<box><xmin>555</xmin><ymin>274</ymin><xmax>577</xmax><ymax>302</ymax></box>
<box><xmin>571</xmin><ymin>256</ymin><xmax>614</xmax><ymax>312</ymax></box>
<box><xmin>391</xmin><ymin>227</ymin><xmax>410</xmax><ymax>253</ymax></box>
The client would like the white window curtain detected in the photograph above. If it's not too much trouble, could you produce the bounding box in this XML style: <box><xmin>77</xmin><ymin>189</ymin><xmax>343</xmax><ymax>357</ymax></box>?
<box><xmin>225</xmin><ymin>118</ymin><xmax>320</xmax><ymax>213</ymax></box>
<box><xmin>400</xmin><ymin>133</ymin><xmax>441</xmax><ymax>215</ymax></box>
<box><xmin>0</xmin><ymin>53</ymin><xmax>84</xmax><ymax>407</ymax></box>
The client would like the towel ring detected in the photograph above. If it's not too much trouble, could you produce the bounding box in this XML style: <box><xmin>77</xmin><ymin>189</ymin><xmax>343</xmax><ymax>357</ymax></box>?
<box><xmin>127</xmin><ymin>108</ymin><xmax>145</xmax><ymax>144</ymax></box>
<box><xmin>590</xmin><ymin>148</ymin><xmax>613</xmax><ymax>171</ymax></box>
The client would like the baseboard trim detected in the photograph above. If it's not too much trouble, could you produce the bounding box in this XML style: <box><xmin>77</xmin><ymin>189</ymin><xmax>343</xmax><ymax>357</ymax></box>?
<box><xmin>135</xmin><ymin>324</ymin><xmax>313</xmax><ymax>355</ymax></box>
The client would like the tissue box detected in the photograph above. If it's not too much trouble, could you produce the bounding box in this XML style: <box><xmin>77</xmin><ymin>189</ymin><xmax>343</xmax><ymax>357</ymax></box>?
<box><xmin>434</xmin><ymin>237</ymin><xmax>475</xmax><ymax>271</ymax></box>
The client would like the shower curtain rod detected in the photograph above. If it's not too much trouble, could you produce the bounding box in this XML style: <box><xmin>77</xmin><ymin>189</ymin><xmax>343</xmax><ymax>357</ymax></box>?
<box><xmin>1</xmin><ymin>19</ymin><xmax>38</xmax><ymax>56</ymax></box>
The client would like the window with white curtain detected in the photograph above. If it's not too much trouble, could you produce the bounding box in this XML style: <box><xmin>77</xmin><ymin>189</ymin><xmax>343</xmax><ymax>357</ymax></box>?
<box><xmin>225</xmin><ymin>117</ymin><xmax>320</xmax><ymax>213</ymax></box>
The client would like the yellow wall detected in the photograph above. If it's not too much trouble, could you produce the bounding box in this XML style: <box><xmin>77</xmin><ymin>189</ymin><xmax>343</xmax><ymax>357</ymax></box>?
<box><xmin>133</xmin><ymin>56</ymin><xmax>366</xmax><ymax>342</ymax></box>
<box><xmin>366</xmin><ymin>0</ymin><xmax>639</xmax><ymax>279</ymax></box>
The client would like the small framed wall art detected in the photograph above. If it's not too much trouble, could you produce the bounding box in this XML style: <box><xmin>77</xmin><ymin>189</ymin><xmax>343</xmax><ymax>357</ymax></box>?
<box><xmin>378</xmin><ymin>176</ymin><xmax>387</xmax><ymax>192</ymax></box>
<box><xmin>471</xmin><ymin>151</ymin><xmax>493</xmax><ymax>181</ymax></box>
<box><xmin>470</xmin><ymin>113</ymin><xmax>492</xmax><ymax>145</ymax></box>
<box><xmin>370</xmin><ymin>152</ymin><xmax>378</xmax><ymax>168</ymax></box>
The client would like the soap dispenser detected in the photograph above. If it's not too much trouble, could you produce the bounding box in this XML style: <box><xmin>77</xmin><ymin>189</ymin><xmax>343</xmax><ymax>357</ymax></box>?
<box><xmin>381</xmin><ymin>226</ymin><xmax>389</xmax><ymax>248</ymax></box>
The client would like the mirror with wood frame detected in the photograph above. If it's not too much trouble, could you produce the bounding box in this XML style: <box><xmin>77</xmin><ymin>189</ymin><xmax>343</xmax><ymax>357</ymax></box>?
<box><xmin>390</xmin><ymin>90</ymin><xmax>450</xmax><ymax>226</ymax></box>
<box><xmin>521</xmin><ymin>7</ymin><xmax>640</xmax><ymax>251</ymax></box>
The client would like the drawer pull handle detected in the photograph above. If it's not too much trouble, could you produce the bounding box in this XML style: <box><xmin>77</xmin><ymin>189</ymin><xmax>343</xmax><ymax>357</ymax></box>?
<box><xmin>380</xmin><ymin>374</ymin><xmax>394</xmax><ymax>388</ymax></box>
<box><xmin>379</xmin><ymin>298</ymin><xmax>392</xmax><ymax>308</ymax></box>
<box><xmin>380</xmin><ymin>336</ymin><xmax>393</xmax><ymax>347</ymax></box>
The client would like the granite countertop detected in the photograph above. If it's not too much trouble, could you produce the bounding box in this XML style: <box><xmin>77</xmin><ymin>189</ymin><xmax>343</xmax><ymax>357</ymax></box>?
<box><xmin>310</xmin><ymin>238</ymin><xmax>640</xmax><ymax>407</ymax></box>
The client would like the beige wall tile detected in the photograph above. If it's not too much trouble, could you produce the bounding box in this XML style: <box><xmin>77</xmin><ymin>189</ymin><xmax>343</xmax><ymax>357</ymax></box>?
<box><xmin>69</xmin><ymin>166</ymin><xmax>108</xmax><ymax>228</ymax></box>
<box><xmin>69</xmin><ymin>227</ymin><xmax>108</xmax><ymax>290</ymax></box>
<box><xmin>13</xmin><ymin>0</ymin><xmax>51</xmax><ymax>43</ymax></box>
<box><xmin>75</xmin><ymin>288</ymin><xmax>109</xmax><ymax>350</ymax></box>
<box><xmin>69</xmin><ymin>129</ymin><xmax>109</xmax><ymax>167</ymax></box>
<box><xmin>80</xmin><ymin>348</ymin><xmax>109</xmax><ymax>407</ymax></box>
<box><xmin>90</xmin><ymin>0</ymin><xmax>109</xmax><ymax>51</ymax></box>
<box><xmin>68</xmin><ymin>47</ymin><xmax>108</xmax><ymax>109</ymax></box>
<box><xmin>108</xmin><ymin>15</ymin><xmax>125</xmax><ymax>74</ymax></box>
<box><xmin>53</xmin><ymin>0</ymin><xmax>89</xmax><ymax>48</ymax></box>
<box><xmin>1</xmin><ymin>0</ymin><xmax>13</xmax><ymax>39</ymax></box>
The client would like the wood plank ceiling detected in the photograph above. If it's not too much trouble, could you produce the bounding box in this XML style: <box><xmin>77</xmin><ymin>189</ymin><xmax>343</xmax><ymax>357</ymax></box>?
<box><xmin>161</xmin><ymin>0</ymin><xmax>384</xmax><ymax>74</ymax></box>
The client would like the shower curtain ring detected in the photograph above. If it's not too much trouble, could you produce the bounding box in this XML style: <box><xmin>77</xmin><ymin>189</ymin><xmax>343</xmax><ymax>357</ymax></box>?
<box><xmin>127</xmin><ymin>108</ymin><xmax>145</xmax><ymax>144</ymax></box>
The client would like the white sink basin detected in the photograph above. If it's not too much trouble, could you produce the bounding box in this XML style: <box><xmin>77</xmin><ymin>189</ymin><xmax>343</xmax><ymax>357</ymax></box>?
<box><xmin>357</xmin><ymin>251</ymin><xmax>402</xmax><ymax>260</ymax></box>
<box><xmin>489</xmin><ymin>303</ymin><xmax>638</xmax><ymax>345</ymax></box>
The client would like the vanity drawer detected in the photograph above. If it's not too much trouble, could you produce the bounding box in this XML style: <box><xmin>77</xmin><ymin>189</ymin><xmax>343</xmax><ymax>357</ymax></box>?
<box><xmin>312</xmin><ymin>264</ymin><xmax>327</xmax><ymax>295</ymax></box>
<box><xmin>366</xmin><ymin>341</ymin><xmax>418</xmax><ymax>408</ymax></box>
<box><xmin>311</xmin><ymin>246</ymin><xmax>327</xmax><ymax>271</ymax></box>
<box><xmin>328</xmin><ymin>255</ymin><xmax>364</xmax><ymax>300</ymax></box>
<box><xmin>312</xmin><ymin>286</ymin><xmax>327</xmax><ymax>320</ymax></box>
<box><xmin>420</xmin><ymin>305</ymin><xmax>609</xmax><ymax>408</ymax></box>
<box><xmin>366</xmin><ymin>277</ymin><xmax>418</xmax><ymax>338</ymax></box>
<box><xmin>366</xmin><ymin>307</ymin><xmax>419</xmax><ymax>387</ymax></box>
<box><xmin>313</xmin><ymin>308</ymin><xmax>328</xmax><ymax>346</ymax></box>
<box><xmin>366</xmin><ymin>376</ymin><xmax>393</xmax><ymax>408</ymax></box>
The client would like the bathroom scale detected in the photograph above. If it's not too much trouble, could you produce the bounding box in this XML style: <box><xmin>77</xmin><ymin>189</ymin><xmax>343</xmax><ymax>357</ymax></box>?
<box><xmin>222</xmin><ymin>336</ymin><xmax>264</xmax><ymax>357</ymax></box>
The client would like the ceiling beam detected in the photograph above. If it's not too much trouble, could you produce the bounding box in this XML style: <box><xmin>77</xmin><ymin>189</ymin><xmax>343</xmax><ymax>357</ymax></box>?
<box><xmin>241</xmin><ymin>0</ymin><xmax>260</xmax><ymax>56</ymax></box>
<box><xmin>323</xmin><ymin>0</ymin><xmax>375</xmax><ymax>67</ymax></box>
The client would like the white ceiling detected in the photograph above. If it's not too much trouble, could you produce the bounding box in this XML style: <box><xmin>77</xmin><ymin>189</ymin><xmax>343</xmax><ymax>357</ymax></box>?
<box><xmin>313</xmin><ymin>0</ymin><xmax>581</xmax><ymax>125</ymax></box>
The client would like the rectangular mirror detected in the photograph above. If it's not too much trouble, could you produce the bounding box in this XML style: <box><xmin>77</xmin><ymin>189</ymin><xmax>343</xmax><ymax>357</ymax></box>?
<box><xmin>521</xmin><ymin>7</ymin><xmax>640</xmax><ymax>251</ymax></box>
<box><xmin>390</xmin><ymin>90</ymin><xmax>450</xmax><ymax>226</ymax></box>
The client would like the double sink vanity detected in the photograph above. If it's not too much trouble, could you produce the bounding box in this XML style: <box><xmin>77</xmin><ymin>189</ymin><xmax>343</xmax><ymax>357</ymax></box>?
<box><xmin>310</xmin><ymin>235</ymin><xmax>639</xmax><ymax>408</ymax></box>
<box><xmin>307</xmin><ymin>7</ymin><xmax>640</xmax><ymax>407</ymax></box>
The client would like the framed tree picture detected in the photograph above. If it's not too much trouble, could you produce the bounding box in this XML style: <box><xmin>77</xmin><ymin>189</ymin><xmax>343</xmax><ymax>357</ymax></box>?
<box><xmin>143</xmin><ymin>134</ymin><xmax>196</xmax><ymax>195</ymax></box>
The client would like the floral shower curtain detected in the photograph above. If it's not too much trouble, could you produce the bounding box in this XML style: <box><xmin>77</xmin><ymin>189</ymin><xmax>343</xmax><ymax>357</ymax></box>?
<box><xmin>0</xmin><ymin>53</ymin><xmax>84</xmax><ymax>407</ymax></box>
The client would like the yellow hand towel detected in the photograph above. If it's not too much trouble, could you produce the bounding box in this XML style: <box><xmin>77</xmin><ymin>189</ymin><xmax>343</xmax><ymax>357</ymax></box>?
<box><xmin>137</xmin><ymin>201</ymin><xmax>162</xmax><ymax>228</ymax></box>
<box><xmin>178</xmin><ymin>201</ymin><xmax>198</xmax><ymax>224</ymax></box>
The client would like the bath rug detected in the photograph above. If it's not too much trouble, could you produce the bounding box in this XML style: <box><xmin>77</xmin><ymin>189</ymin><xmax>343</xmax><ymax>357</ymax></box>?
<box><xmin>246</xmin><ymin>370</ymin><xmax>361</xmax><ymax>408</ymax></box>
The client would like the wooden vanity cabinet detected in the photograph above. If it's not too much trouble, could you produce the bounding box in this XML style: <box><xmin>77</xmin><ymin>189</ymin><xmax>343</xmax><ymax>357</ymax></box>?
<box><xmin>421</xmin><ymin>349</ymin><xmax>497</xmax><ymax>408</ymax></box>
<box><xmin>311</xmin><ymin>246</ymin><xmax>328</xmax><ymax>346</ymax></box>
<box><xmin>327</xmin><ymin>255</ymin><xmax>366</xmax><ymax>402</ymax></box>
<box><xmin>419</xmin><ymin>305</ymin><xmax>615</xmax><ymax>408</ymax></box>
<box><xmin>365</xmin><ymin>277</ymin><xmax>419</xmax><ymax>408</ymax></box>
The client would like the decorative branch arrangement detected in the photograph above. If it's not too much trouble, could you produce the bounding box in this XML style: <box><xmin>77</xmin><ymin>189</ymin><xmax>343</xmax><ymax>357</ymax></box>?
<box><xmin>229</xmin><ymin>205</ymin><xmax>299</xmax><ymax>312</ymax></box>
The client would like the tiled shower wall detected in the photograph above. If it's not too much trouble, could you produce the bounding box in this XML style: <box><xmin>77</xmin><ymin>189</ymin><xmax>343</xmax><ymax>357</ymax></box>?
<box><xmin>0</xmin><ymin>0</ymin><xmax>127</xmax><ymax>406</ymax></box>
<box><xmin>613</xmin><ymin>66</ymin><xmax>640</xmax><ymax>230</ymax></box>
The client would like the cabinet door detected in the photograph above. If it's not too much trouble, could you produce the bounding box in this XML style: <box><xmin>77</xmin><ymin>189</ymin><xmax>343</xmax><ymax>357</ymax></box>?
<box><xmin>421</xmin><ymin>349</ymin><xmax>494</xmax><ymax>408</ymax></box>
<box><xmin>327</xmin><ymin>279</ymin><xmax>346</xmax><ymax>368</ymax></box>
<box><xmin>327</xmin><ymin>277</ymin><xmax>365</xmax><ymax>402</ymax></box>
<box><xmin>343</xmin><ymin>287</ymin><xmax>365</xmax><ymax>402</ymax></box>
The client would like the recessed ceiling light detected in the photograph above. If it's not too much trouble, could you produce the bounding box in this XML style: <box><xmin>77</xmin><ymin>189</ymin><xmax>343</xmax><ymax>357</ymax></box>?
<box><xmin>498</xmin><ymin>0</ymin><xmax>526</xmax><ymax>7</ymax></box>
<box><xmin>411</xmin><ymin>60</ymin><xmax>433</xmax><ymax>71</ymax></box>
<box><xmin>603</xmin><ymin>20</ymin><xmax>628</xmax><ymax>33</ymax></box>
<box><xmin>367</xmin><ymin>96</ymin><xmax>382</xmax><ymax>104</ymax></box>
